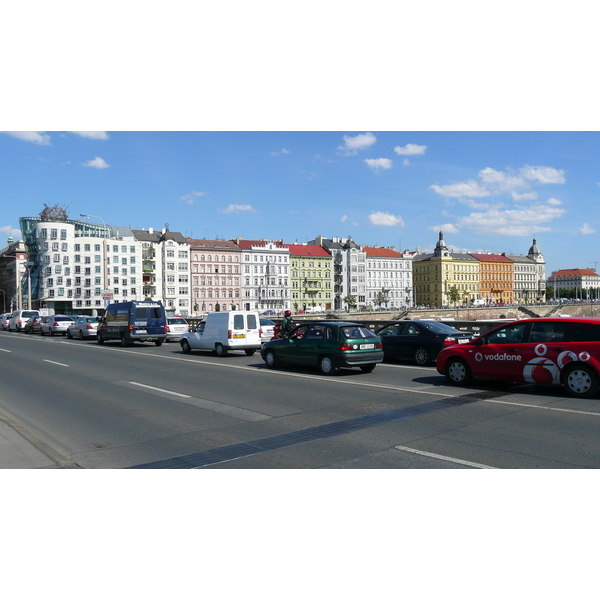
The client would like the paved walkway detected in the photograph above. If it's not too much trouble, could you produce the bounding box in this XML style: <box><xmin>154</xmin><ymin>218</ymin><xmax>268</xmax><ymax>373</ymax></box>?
<box><xmin>0</xmin><ymin>419</ymin><xmax>56</xmax><ymax>469</ymax></box>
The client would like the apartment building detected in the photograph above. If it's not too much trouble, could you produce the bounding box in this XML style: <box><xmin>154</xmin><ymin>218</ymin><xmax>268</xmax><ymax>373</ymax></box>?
<box><xmin>469</xmin><ymin>253</ymin><xmax>514</xmax><ymax>304</ymax></box>
<box><xmin>506</xmin><ymin>239</ymin><xmax>547</xmax><ymax>302</ymax></box>
<box><xmin>363</xmin><ymin>246</ymin><xmax>414</xmax><ymax>308</ymax></box>
<box><xmin>285</xmin><ymin>243</ymin><xmax>333</xmax><ymax>311</ymax></box>
<box><xmin>548</xmin><ymin>268</ymin><xmax>600</xmax><ymax>299</ymax></box>
<box><xmin>187</xmin><ymin>238</ymin><xmax>242</xmax><ymax>313</ymax></box>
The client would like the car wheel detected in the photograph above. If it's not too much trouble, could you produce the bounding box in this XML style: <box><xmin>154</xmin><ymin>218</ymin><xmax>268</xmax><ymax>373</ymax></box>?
<box><xmin>445</xmin><ymin>358</ymin><xmax>473</xmax><ymax>385</ymax></box>
<box><xmin>264</xmin><ymin>349</ymin><xmax>279</xmax><ymax>368</ymax></box>
<box><xmin>562</xmin><ymin>364</ymin><xmax>599</xmax><ymax>398</ymax></box>
<box><xmin>319</xmin><ymin>355</ymin><xmax>339</xmax><ymax>375</ymax></box>
<box><xmin>67</xmin><ymin>330</ymin><xmax>73</xmax><ymax>339</ymax></box>
<box><xmin>97</xmin><ymin>333</ymin><xmax>105</xmax><ymax>345</ymax></box>
<box><xmin>360</xmin><ymin>364</ymin><xmax>376</xmax><ymax>373</ymax></box>
<box><xmin>120</xmin><ymin>334</ymin><xmax>129</xmax><ymax>347</ymax></box>
<box><xmin>50</xmin><ymin>329</ymin><xmax>55</xmax><ymax>336</ymax></box>
<box><xmin>245</xmin><ymin>349</ymin><xmax>256</xmax><ymax>356</ymax></box>
<box><xmin>154</xmin><ymin>340</ymin><xmax>163</xmax><ymax>347</ymax></box>
<box><xmin>79</xmin><ymin>330</ymin><xmax>85</xmax><ymax>340</ymax></box>
<box><xmin>414</xmin><ymin>347</ymin><xmax>431</xmax><ymax>366</ymax></box>
<box><xmin>40</xmin><ymin>329</ymin><xmax>45</xmax><ymax>336</ymax></box>
<box><xmin>215</xmin><ymin>343</ymin><xmax>227</xmax><ymax>357</ymax></box>
<box><xmin>181</xmin><ymin>339</ymin><xmax>191</xmax><ymax>354</ymax></box>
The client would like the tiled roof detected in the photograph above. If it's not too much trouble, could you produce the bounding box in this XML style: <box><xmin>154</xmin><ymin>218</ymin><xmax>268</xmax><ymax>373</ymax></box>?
<box><xmin>469</xmin><ymin>253</ymin><xmax>514</xmax><ymax>262</ymax></box>
<box><xmin>234</xmin><ymin>239</ymin><xmax>287</xmax><ymax>250</ymax></box>
<box><xmin>363</xmin><ymin>247</ymin><xmax>403</xmax><ymax>258</ymax></box>
<box><xmin>187</xmin><ymin>238</ymin><xmax>240</xmax><ymax>250</ymax></box>
<box><xmin>284</xmin><ymin>244</ymin><xmax>330</xmax><ymax>257</ymax></box>
<box><xmin>548</xmin><ymin>268</ymin><xmax>600</xmax><ymax>279</ymax></box>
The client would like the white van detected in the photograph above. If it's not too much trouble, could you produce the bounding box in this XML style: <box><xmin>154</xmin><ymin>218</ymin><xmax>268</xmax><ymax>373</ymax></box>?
<box><xmin>8</xmin><ymin>309</ymin><xmax>41</xmax><ymax>332</ymax></box>
<box><xmin>179</xmin><ymin>311</ymin><xmax>262</xmax><ymax>356</ymax></box>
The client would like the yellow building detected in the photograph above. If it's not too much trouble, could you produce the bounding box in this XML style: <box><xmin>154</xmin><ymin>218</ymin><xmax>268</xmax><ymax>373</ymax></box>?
<box><xmin>413</xmin><ymin>232</ymin><xmax>480</xmax><ymax>307</ymax></box>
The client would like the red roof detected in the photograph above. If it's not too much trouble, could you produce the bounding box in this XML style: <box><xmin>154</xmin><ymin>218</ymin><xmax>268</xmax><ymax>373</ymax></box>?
<box><xmin>548</xmin><ymin>268</ymin><xmax>600</xmax><ymax>279</ymax></box>
<box><xmin>469</xmin><ymin>253</ymin><xmax>513</xmax><ymax>263</ymax></box>
<box><xmin>363</xmin><ymin>247</ymin><xmax>404</xmax><ymax>258</ymax></box>
<box><xmin>234</xmin><ymin>239</ymin><xmax>287</xmax><ymax>250</ymax></box>
<box><xmin>284</xmin><ymin>244</ymin><xmax>330</xmax><ymax>257</ymax></box>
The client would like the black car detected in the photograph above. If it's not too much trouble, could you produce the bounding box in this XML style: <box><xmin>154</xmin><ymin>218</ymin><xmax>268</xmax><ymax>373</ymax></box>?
<box><xmin>24</xmin><ymin>315</ymin><xmax>46</xmax><ymax>334</ymax></box>
<box><xmin>376</xmin><ymin>320</ymin><xmax>473</xmax><ymax>365</ymax></box>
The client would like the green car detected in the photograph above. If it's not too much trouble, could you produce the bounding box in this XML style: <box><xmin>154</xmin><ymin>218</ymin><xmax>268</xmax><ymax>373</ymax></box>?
<box><xmin>260</xmin><ymin>321</ymin><xmax>384</xmax><ymax>375</ymax></box>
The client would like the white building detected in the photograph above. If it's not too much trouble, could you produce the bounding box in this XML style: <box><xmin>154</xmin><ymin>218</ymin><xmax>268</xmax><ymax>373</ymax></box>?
<box><xmin>506</xmin><ymin>238</ymin><xmax>547</xmax><ymax>302</ymax></box>
<box><xmin>363</xmin><ymin>246</ymin><xmax>414</xmax><ymax>308</ymax></box>
<box><xmin>235</xmin><ymin>239</ymin><xmax>290</xmax><ymax>312</ymax></box>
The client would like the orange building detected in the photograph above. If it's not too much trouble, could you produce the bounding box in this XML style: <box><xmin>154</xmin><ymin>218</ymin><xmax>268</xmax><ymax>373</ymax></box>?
<box><xmin>470</xmin><ymin>254</ymin><xmax>514</xmax><ymax>304</ymax></box>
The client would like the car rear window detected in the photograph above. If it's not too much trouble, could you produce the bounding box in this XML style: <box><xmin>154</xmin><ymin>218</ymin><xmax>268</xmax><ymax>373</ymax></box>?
<box><xmin>23</xmin><ymin>311</ymin><xmax>39</xmax><ymax>318</ymax></box>
<box><xmin>247</xmin><ymin>314</ymin><xmax>257</xmax><ymax>329</ymax></box>
<box><xmin>86</xmin><ymin>317</ymin><xmax>100</xmax><ymax>323</ymax></box>
<box><xmin>56</xmin><ymin>316</ymin><xmax>73</xmax><ymax>321</ymax></box>
<box><xmin>565</xmin><ymin>322</ymin><xmax>600</xmax><ymax>342</ymax></box>
<box><xmin>168</xmin><ymin>318</ymin><xmax>187</xmax><ymax>324</ymax></box>
<box><xmin>340</xmin><ymin>326</ymin><xmax>377</xmax><ymax>340</ymax></box>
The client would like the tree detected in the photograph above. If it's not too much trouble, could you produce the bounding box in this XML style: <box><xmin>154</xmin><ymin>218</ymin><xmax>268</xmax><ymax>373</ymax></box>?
<box><xmin>374</xmin><ymin>292</ymin><xmax>386</xmax><ymax>309</ymax></box>
<box><xmin>215</xmin><ymin>303</ymin><xmax>221</xmax><ymax>312</ymax></box>
<box><xmin>448</xmin><ymin>285</ymin><xmax>460</xmax><ymax>306</ymax></box>
<box><xmin>343</xmin><ymin>295</ymin><xmax>357</xmax><ymax>311</ymax></box>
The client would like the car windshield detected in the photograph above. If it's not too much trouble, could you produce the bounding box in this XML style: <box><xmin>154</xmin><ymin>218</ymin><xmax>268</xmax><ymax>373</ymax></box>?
<box><xmin>420</xmin><ymin>321</ymin><xmax>461</xmax><ymax>334</ymax></box>
<box><xmin>340</xmin><ymin>326</ymin><xmax>377</xmax><ymax>340</ymax></box>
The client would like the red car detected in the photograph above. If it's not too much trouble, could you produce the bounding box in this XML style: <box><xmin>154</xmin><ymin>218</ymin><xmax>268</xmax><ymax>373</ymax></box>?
<box><xmin>436</xmin><ymin>317</ymin><xmax>600</xmax><ymax>398</ymax></box>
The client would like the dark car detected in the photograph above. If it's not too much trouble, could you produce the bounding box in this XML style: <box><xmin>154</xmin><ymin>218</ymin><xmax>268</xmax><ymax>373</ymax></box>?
<box><xmin>24</xmin><ymin>315</ymin><xmax>46</xmax><ymax>334</ymax></box>
<box><xmin>437</xmin><ymin>317</ymin><xmax>600</xmax><ymax>398</ymax></box>
<box><xmin>376</xmin><ymin>320</ymin><xmax>473</xmax><ymax>365</ymax></box>
<box><xmin>260</xmin><ymin>321</ymin><xmax>383</xmax><ymax>375</ymax></box>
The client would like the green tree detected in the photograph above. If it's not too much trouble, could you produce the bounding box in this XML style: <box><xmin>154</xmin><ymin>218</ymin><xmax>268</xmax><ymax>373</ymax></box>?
<box><xmin>343</xmin><ymin>295</ymin><xmax>357</xmax><ymax>311</ymax></box>
<box><xmin>448</xmin><ymin>285</ymin><xmax>460</xmax><ymax>306</ymax></box>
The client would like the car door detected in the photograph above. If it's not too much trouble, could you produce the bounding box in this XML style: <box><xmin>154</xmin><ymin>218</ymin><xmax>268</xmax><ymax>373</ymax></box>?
<box><xmin>396</xmin><ymin>323</ymin><xmax>422</xmax><ymax>360</ymax></box>
<box><xmin>277</xmin><ymin>325</ymin><xmax>309</xmax><ymax>365</ymax></box>
<box><xmin>294</xmin><ymin>324</ymin><xmax>333</xmax><ymax>366</ymax></box>
<box><xmin>378</xmin><ymin>323</ymin><xmax>403</xmax><ymax>359</ymax></box>
<box><xmin>475</xmin><ymin>321</ymin><xmax>532</xmax><ymax>382</ymax></box>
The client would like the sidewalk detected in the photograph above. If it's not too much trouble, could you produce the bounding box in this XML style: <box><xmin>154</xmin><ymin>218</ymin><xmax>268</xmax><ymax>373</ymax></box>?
<box><xmin>0</xmin><ymin>419</ymin><xmax>56</xmax><ymax>469</ymax></box>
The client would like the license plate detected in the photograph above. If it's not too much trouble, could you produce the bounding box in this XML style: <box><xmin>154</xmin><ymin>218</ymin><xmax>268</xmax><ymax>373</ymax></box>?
<box><xmin>136</xmin><ymin>329</ymin><xmax>147</xmax><ymax>334</ymax></box>
<box><xmin>233</xmin><ymin>334</ymin><xmax>246</xmax><ymax>339</ymax></box>
<box><xmin>360</xmin><ymin>343</ymin><xmax>375</xmax><ymax>350</ymax></box>
<box><xmin>458</xmin><ymin>338</ymin><xmax>469</xmax><ymax>344</ymax></box>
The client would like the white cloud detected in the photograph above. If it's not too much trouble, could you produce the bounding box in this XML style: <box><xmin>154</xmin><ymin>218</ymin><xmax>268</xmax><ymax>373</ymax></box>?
<box><xmin>71</xmin><ymin>131</ymin><xmax>109</xmax><ymax>140</ymax></box>
<box><xmin>394</xmin><ymin>143</ymin><xmax>427</xmax><ymax>156</ymax></box>
<box><xmin>520</xmin><ymin>164</ymin><xmax>566</xmax><ymax>184</ymax></box>
<box><xmin>3</xmin><ymin>131</ymin><xmax>51</xmax><ymax>145</ymax></box>
<box><xmin>403</xmin><ymin>159</ymin><xmax>410</xmax><ymax>167</ymax></box>
<box><xmin>271</xmin><ymin>148</ymin><xmax>290</xmax><ymax>155</ymax></box>
<box><xmin>546</xmin><ymin>197</ymin><xmax>562</xmax><ymax>206</ymax></box>
<box><xmin>220</xmin><ymin>204</ymin><xmax>256</xmax><ymax>214</ymax></box>
<box><xmin>581</xmin><ymin>223</ymin><xmax>595</xmax><ymax>234</ymax></box>
<box><xmin>338</xmin><ymin>132</ymin><xmax>376</xmax><ymax>155</ymax></box>
<box><xmin>430</xmin><ymin>180</ymin><xmax>490</xmax><ymax>198</ymax></box>
<box><xmin>368</xmin><ymin>212</ymin><xmax>404</xmax><ymax>227</ymax></box>
<box><xmin>365</xmin><ymin>157</ymin><xmax>392</xmax><ymax>172</ymax></box>
<box><xmin>81</xmin><ymin>156</ymin><xmax>109</xmax><ymax>169</ymax></box>
<box><xmin>428</xmin><ymin>223</ymin><xmax>459</xmax><ymax>234</ymax></box>
<box><xmin>512</xmin><ymin>191</ymin><xmax>538</xmax><ymax>202</ymax></box>
<box><xmin>456</xmin><ymin>205</ymin><xmax>566</xmax><ymax>237</ymax></box>
<box><xmin>459</xmin><ymin>197</ymin><xmax>498</xmax><ymax>210</ymax></box>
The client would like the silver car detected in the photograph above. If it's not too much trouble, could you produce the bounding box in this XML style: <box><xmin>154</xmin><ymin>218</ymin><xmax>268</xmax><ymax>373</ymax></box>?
<box><xmin>165</xmin><ymin>317</ymin><xmax>190</xmax><ymax>342</ymax></box>
<box><xmin>1</xmin><ymin>313</ymin><xmax>11</xmax><ymax>331</ymax></box>
<box><xmin>260</xmin><ymin>318</ymin><xmax>276</xmax><ymax>344</ymax></box>
<box><xmin>67</xmin><ymin>316</ymin><xmax>100</xmax><ymax>339</ymax></box>
<box><xmin>40</xmin><ymin>315</ymin><xmax>75</xmax><ymax>336</ymax></box>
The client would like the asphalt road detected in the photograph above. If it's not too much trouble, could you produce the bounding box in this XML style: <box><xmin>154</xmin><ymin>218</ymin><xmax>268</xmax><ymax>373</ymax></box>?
<box><xmin>1</xmin><ymin>329</ymin><xmax>600</xmax><ymax>469</ymax></box>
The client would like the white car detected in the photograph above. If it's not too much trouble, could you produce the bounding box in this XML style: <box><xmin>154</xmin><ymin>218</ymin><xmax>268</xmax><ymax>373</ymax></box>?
<box><xmin>259</xmin><ymin>318</ymin><xmax>275</xmax><ymax>344</ymax></box>
<box><xmin>1</xmin><ymin>313</ymin><xmax>11</xmax><ymax>331</ymax></box>
<box><xmin>40</xmin><ymin>315</ymin><xmax>74</xmax><ymax>336</ymax></box>
<box><xmin>165</xmin><ymin>317</ymin><xmax>190</xmax><ymax>342</ymax></box>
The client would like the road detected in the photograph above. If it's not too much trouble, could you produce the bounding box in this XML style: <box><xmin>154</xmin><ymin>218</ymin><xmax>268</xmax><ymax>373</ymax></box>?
<box><xmin>1</xmin><ymin>329</ymin><xmax>600</xmax><ymax>469</ymax></box>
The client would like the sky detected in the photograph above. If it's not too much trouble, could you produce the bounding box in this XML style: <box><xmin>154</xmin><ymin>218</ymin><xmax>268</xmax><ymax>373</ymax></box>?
<box><xmin>1</xmin><ymin>130</ymin><xmax>599</xmax><ymax>275</ymax></box>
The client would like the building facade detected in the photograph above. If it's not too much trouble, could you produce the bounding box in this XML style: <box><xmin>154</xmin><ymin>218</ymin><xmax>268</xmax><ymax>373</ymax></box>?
<box><xmin>547</xmin><ymin>268</ymin><xmax>600</xmax><ymax>299</ymax></box>
<box><xmin>285</xmin><ymin>243</ymin><xmax>333</xmax><ymax>311</ymax></box>
<box><xmin>470</xmin><ymin>253</ymin><xmax>514</xmax><ymax>304</ymax></box>
<box><xmin>363</xmin><ymin>246</ymin><xmax>414</xmax><ymax>308</ymax></box>
<box><xmin>507</xmin><ymin>238</ymin><xmax>546</xmax><ymax>302</ymax></box>
<box><xmin>235</xmin><ymin>239</ymin><xmax>291</xmax><ymax>312</ymax></box>
<box><xmin>0</xmin><ymin>235</ymin><xmax>28</xmax><ymax>313</ymax></box>
<box><xmin>187</xmin><ymin>238</ymin><xmax>242</xmax><ymax>314</ymax></box>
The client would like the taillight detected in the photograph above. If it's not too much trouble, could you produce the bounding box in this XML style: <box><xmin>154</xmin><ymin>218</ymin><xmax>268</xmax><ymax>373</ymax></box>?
<box><xmin>259</xmin><ymin>328</ymin><xmax>263</xmax><ymax>337</ymax></box>
<box><xmin>443</xmin><ymin>337</ymin><xmax>456</xmax><ymax>346</ymax></box>
<box><xmin>340</xmin><ymin>343</ymin><xmax>352</xmax><ymax>351</ymax></box>
<box><xmin>53</xmin><ymin>322</ymin><xmax>59</xmax><ymax>327</ymax></box>
<box><xmin>129</xmin><ymin>324</ymin><xmax>133</xmax><ymax>332</ymax></box>
<box><xmin>164</xmin><ymin>324</ymin><xmax>171</xmax><ymax>333</ymax></box>
<box><xmin>86</xmin><ymin>324</ymin><xmax>93</xmax><ymax>330</ymax></box>
<box><xmin>228</xmin><ymin>330</ymin><xmax>232</xmax><ymax>339</ymax></box>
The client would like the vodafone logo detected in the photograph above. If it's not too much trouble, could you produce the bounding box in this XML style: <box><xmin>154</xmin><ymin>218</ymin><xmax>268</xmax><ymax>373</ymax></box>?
<box><xmin>475</xmin><ymin>352</ymin><xmax>483</xmax><ymax>362</ymax></box>
<box><xmin>535</xmin><ymin>344</ymin><xmax>547</xmax><ymax>356</ymax></box>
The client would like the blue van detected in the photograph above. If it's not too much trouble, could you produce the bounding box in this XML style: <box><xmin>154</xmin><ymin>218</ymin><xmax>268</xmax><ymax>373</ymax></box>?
<box><xmin>97</xmin><ymin>300</ymin><xmax>167</xmax><ymax>346</ymax></box>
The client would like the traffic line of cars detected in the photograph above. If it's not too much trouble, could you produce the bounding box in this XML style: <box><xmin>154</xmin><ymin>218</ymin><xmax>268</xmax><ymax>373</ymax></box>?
<box><xmin>4</xmin><ymin>307</ymin><xmax>600</xmax><ymax>397</ymax></box>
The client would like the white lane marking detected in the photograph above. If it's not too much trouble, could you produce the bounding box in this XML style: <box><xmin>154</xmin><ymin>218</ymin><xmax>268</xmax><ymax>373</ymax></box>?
<box><xmin>0</xmin><ymin>348</ymin><xmax>11</xmax><ymax>352</ymax></box>
<box><xmin>127</xmin><ymin>381</ymin><xmax>191</xmax><ymax>398</ymax></box>
<box><xmin>43</xmin><ymin>359</ymin><xmax>69</xmax><ymax>367</ymax></box>
<box><xmin>394</xmin><ymin>445</ymin><xmax>497</xmax><ymax>469</ymax></box>
<box><xmin>485</xmin><ymin>399</ymin><xmax>600</xmax><ymax>417</ymax></box>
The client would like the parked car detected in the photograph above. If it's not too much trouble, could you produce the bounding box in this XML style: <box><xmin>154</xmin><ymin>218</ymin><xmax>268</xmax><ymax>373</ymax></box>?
<box><xmin>376</xmin><ymin>320</ymin><xmax>473</xmax><ymax>365</ymax></box>
<box><xmin>164</xmin><ymin>317</ymin><xmax>190</xmax><ymax>342</ymax></box>
<box><xmin>1</xmin><ymin>313</ymin><xmax>11</xmax><ymax>330</ymax></box>
<box><xmin>40</xmin><ymin>315</ymin><xmax>75</xmax><ymax>336</ymax></box>
<box><xmin>261</xmin><ymin>321</ymin><xmax>383</xmax><ymax>375</ymax></box>
<box><xmin>24</xmin><ymin>315</ymin><xmax>46</xmax><ymax>334</ymax></box>
<box><xmin>180</xmin><ymin>311</ymin><xmax>262</xmax><ymax>356</ymax></box>
<box><xmin>259</xmin><ymin>318</ymin><xmax>276</xmax><ymax>344</ymax></box>
<box><xmin>437</xmin><ymin>317</ymin><xmax>600</xmax><ymax>398</ymax></box>
<box><xmin>8</xmin><ymin>309</ymin><xmax>40</xmax><ymax>332</ymax></box>
<box><xmin>67</xmin><ymin>316</ymin><xmax>101</xmax><ymax>339</ymax></box>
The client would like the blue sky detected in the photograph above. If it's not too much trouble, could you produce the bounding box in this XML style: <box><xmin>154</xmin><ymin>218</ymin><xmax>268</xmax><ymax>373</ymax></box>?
<box><xmin>1</xmin><ymin>130</ymin><xmax>599</xmax><ymax>275</ymax></box>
